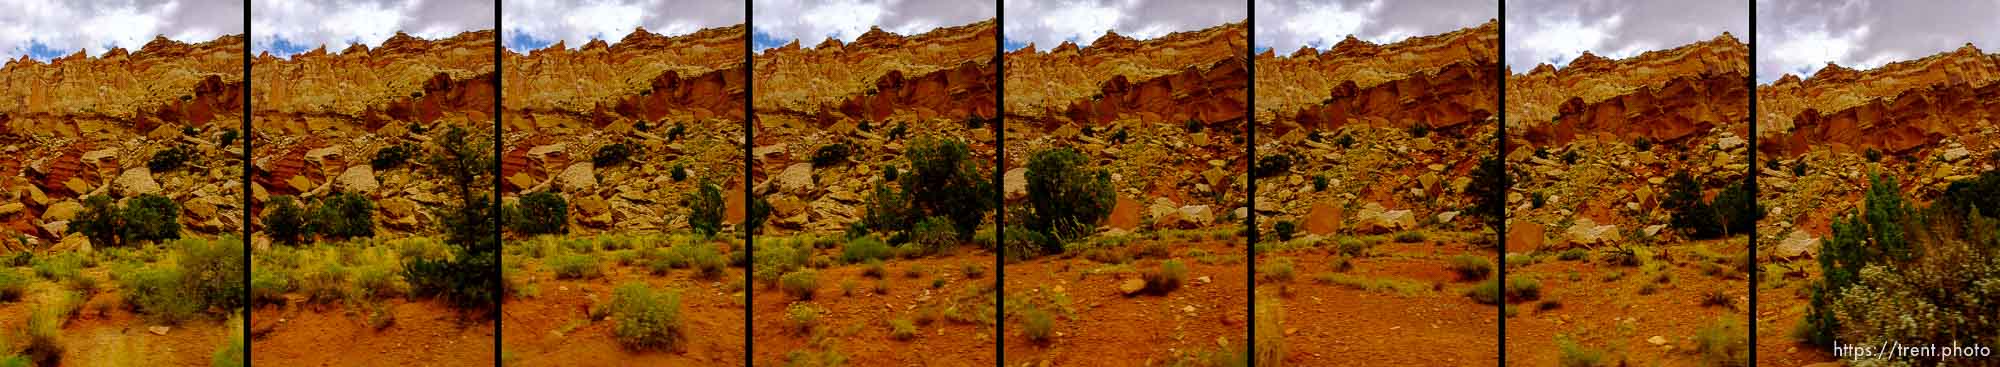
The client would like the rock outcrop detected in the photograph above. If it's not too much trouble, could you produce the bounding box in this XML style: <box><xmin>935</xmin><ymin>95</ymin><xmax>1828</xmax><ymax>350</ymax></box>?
<box><xmin>1507</xmin><ymin>33</ymin><xmax>1750</xmax><ymax>147</ymax></box>
<box><xmin>1758</xmin><ymin>44</ymin><xmax>2000</xmax><ymax>157</ymax></box>
<box><xmin>0</xmin><ymin>35</ymin><xmax>247</xmax><ymax>244</ymax></box>
<box><xmin>1255</xmin><ymin>20</ymin><xmax>1499</xmax><ymax>136</ymax></box>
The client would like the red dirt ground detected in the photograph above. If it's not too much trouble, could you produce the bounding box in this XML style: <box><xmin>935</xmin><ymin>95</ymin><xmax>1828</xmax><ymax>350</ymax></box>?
<box><xmin>502</xmin><ymin>257</ymin><xmax>747</xmax><ymax>366</ymax></box>
<box><xmin>1505</xmin><ymin>240</ymin><xmax>1750</xmax><ymax>366</ymax></box>
<box><xmin>1754</xmin><ymin>261</ymin><xmax>1838</xmax><ymax>366</ymax></box>
<box><xmin>250</xmin><ymin>298</ymin><xmax>494</xmax><ymax>366</ymax></box>
<box><xmin>750</xmin><ymin>250</ymin><xmax>998</xmax><ymax>366</ymax></box>
<box><xmin>1000</xmin><ymin>239</ymin><xmax>1248</xmax><ymax>366</ymax></box>
<box><xmin>0</xmin><ymin>270</ymin><xmax>230</xmax><ymax>366</ymax></box>
<box><xmin>1262</xmin><ymin>240</ymin><xmax>1499</xmax><ymax>365</ymax></box>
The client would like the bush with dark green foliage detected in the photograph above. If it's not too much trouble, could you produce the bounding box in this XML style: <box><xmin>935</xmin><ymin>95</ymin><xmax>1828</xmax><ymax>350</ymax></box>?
<box><xmin>670</xmin><ymin>163</ymin><xmax>688</xmax><ymax>181</ymax></box>
<box><xmin>1791</xmin><ymin>160</ymin><xmax>1808</xmax><ymax>177</ymax></box>
<box><xmin>1272</xmin><ymin>220</ymin><xmax>1297</xmax><ymax>242</ymax></box>
<box><xmin>745</xmin><ymin>194</ymin><xmax>773</xmax><ymax>235</ymax></box>
<box><xmin>1255</xmin><ymin>154</ymin><xmax>1293</xmax><ymax>178</ymax></box>
<box><xmin>122</xmin><ymin>237</ymin><xmax>245</xmax><ymax>324</ymax></box>
<box><xmin>1632</xmin><ymin>137</ymin><xmax>1653</xmax><ymax>152</ymax></box>
<box><xmin>840</xmin><ymin>236</ymin><xmax>894</xmax><ymax>264</ymax></box>
<box><xmin>1406</xmin><ymin>122</ymin><xmax>1431</xmax><ymax>138</ymax></box>
<box><xmin>401</xmin><ymin>125</ymin><xmax>499</xmax><ymax>315</ymax></box>
<box><xmin>1182</xmin><ymin>119</ymin><xmax>1204</xmax><ymax>133</ymax></box>
<box><xmin>120</xmin><ymin>194</ymin><xmax>182</xmax><ymax>244</ymax></box>
<box><xmin>910</xmin><ymin>216</ymin><xmax>958</xmax><ymax>254</ymax></box>
<box><xmin>372</xmin><ymin>143</ymin><xmax>417</xmax><ymax>170</ymax></box>
<box><xmin>308</xmin><ymin>191</ymin><xmax>375</xmax><ymax>241</ymax></box>
<box><xmin>1110</xmin><ymin>128</ymin><xmax>1129</xmax><ymax>144</ymax></box>
<box><xmin>812</xmin><ymin>142</ymin><xmax>852</xmax><ymax>167</ymax></box>
<box><xmin>593</xmin><ymin>143</ymin><xmax>633</xmax><ymax>167</ymax></box>
<box><xmin>1312</xmin><ymin>174</ymin><xmax>1329</xmax><ymax>192</ymax></box>
<box><xmin>148</xmin><ymin>144</ymin><xmax>196</xmax><ymax>172</ymax></box>
<box><xmin>1561</xmin><ymin>150</ymin><xmax>1579</xmax><ymax>165</ymax></box>
<box><xmin>0</xmin><ymin>270</ymin><xmax>25</xmax><ymax>302</ymax></box>
<box><xmin>507</xmin><ymin>191</ymin><xmax>568</xmax><ymax>235</ymax></box>
<box><xmin>666</xmin><ymin>122</ymin><xmax>687</xmax><ymax>141</ymax></box>
<box><xmin>898</xmin><ymin>138</ymin><xmax>995</xmax><ymax>240</ymax></box>
<box><xmin>610</xmin><ymin>283</ymin><xmax>684</xmax><ymax>351</ymax></box>
<box><xmin>861</xmin><ymin>182</ymin><xmax>920</xmax><ymax>232</ymax></box>
<box><xmin>780</xmin><ymin>270</ymin><xmax>818</xmax><ymax>300</ymax></box>
<box><xmin>218</xmin><ymin>128</ymin><xmax>239</xmax><ymax>148</ymax></box>
<box><xmin>1799</xmin><ymin>171</ymin><xmax>2000</xmax><ymax>352</ymax></box>
<box><xmin>68</xmin><ymin>195</ymin><xmax>121</xmax><ymax>248</ymax></box>
<box><xmin>262</xmin><ymin>196</ymin><xmax>309</xmax><ymax>246</ymax></box>
<box><xmin>1466</xmin><ymin>155</ymin><xmax>1509</xmax><ymax>231</ymax></box>
<box><xmin>1664</xmin><ymin>171</ymin><xmax>1763</xmax><ymax>239</ymax></box>
<box><xmin>881</xmin><ymin>165</ymin><xmax>899</xmax><ymax>182</ymax></box>
<box><xmin>685</xmin><ymin>180</ymin><xmax>726</xmax><ymax>237</ymax></box>
<box><xmin>1335</xmin><ymin>133</ymin><xmax>1356</xmax><ymax>149</ymax></box>
<box><xmin>1864</xmin><ymin>148</ymin><xmax>1883</xmax><ymax>162</ymax></box>
<box><xmin>1141</xmin><ymin>260</ymin><xmax>1188</xmax><ymax>295</ymax></box>
<box><xmin>1024</xmin><ymin>147</ymin><xmax>1115</xmax><ymax>253</ymax></box>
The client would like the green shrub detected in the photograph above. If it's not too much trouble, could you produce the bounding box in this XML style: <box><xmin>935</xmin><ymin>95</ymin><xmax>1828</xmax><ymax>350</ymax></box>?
<box><xmin>1664</xmin><ymin>171</ymin><xmax>1763</xmax><ymax>239</ymax></box>
<box><xmin>177</xmin><ymin>237</ymin><xmax>246</xmax><ymax>312</ymax></box>
<box><xmin>1556</xmin><ymin>248</ymin><xmax>1589</xmax><ymax>261</ymax></box>
<box><xmin>121</xmin><ymin>265</ymin><xmax>202</xmax><ymax>324</ymax></box>
<box><xmin>840</xmin><ymin>236</ymin><xmax>893</xmax><ymax>264</ymax></box>
<box><xmin>861</xmin><ymin>182</ymin><xmax>920</xmax><ymax>232</ymax></box>
<box><xmin>249</xmin><ymin>265</ymin><xmax>292</xmax><ymax>306</ymax></box>
<box><xmin>1272</xmin><ymin>220</ymin><xmax>1297</xmax><ymax>242</ymax></box>
<box><xmin>1803</xmin><ymin>171</ymin><xmax>2000</xmax><ymax>351</ymax></box>
<box><xmin>1025</xmin><ymin>147</ymin><xmax>1115</xmax><ymax>251</ymax></box>
<box><xmin>811</xmin><ymin>142</ymin><xmax>851</xmax><ymax>167</ymax></box>
<box><xmin>263</xmin><ymin>196</ymin><xmax>309</xmax><ymax>246</ymax></box>
<box><xmin>881</xmin><ymin>165</ymin><xmax>900</xmax><ymax>182</ymax></box>
<box><xmin>786</xmin><ymin>303</ymin><xmax>823</xmax><ymax>334</ymax></box>
<box><xmin>889</xmin><ymin>318</ymin><xmax>917</xmax><ymax>341</ymax></box>
<box><xmin>1393</xmin><ymin>231</ymin><xmax>1426</xmax><ymax>243</ymax></box>
<box><xmin>1631</xmin><ymin>137</ymin><xmax>1652</xmax><ymax>152</ymax></box>
<box><xmin>1693</xmin><ymin>317</ymin><xmax>1748</xmax><ymax>366</ymax></box>
<box><xmin>1467</xmin><ymin>278</ymin><xmax>1502</xmax><ymax>304</ymax></box>
<box><xmin>1182</xmin><ymin>119</ymin><xmax>1204</xmax><ymax>133</ymax></box>
<box><xmin>1466</xmin><ymin>156</ymin><xmax>1509</xmax><ymax>230</ymax></box>
<box><xmin>218</xmin><ymin>128</ymin><xmax>239</xmax><ymax>149</ymax></box>
<box><xmin>1312</xmin><ymin>174</ymin><xmax>1329</xmax><ymax>191</ymax></box>
<box><xmin>745</xmin><ymin>194</ymin><xmax>773</xmax><ymax>235</ymax></box>
<box><xmin>371</xmin><ymin>143</ymin><xmax>416</xmax><ymax>170</ymax></box>
<box><xmin>1262</xmin><ymin>257</ymin><xmax>1295</xmax><ymax>283</ymax></box>
<box><xmin>1508</xmin><ymin>276</ymin><xmax>1542</xmax><ymax>301</ymax></box>
<box><xmin>593</xmin><ymin>143</ymin><xmax>633</xmax><ymax>167</ymax></box>
<box><xmin>550</xmin><ymin>254</ymin><xmax>603</xmax><ymax>280</ymax></box>
<box><xmin>610</xmin><ymin>283</ymin><xmax>684</xmax><ymax>351</ymax></box>
<box><xmin>669</xmin><ymin>163</ymin><xmax>689</xmax><ymax>182</ymax></box>
<box><xmin>31</xmin><ymin>253</ymin><xmax>81</xmax><ymax>281</ymax></box>
<box><xmin>148</xmin><ymin>144</ymin><xmax>196</xmax><ymax>172</ymax></box>
<box><xmin>901</xmin><ymin>138</ymin><xmax>995</xmax><ymax>239</ymax></box>
<box><xmin>780</xmin><ymin>270</ymin><xmax>818</xmax><ymax>300</ymax></box>
<box><xmin>1021</xmin><ymin>307</ymin><xmax>1054</xmax><ymax>344</ymax></box>
<box><xmin>0</xmin><ymin>269</ymin><xmax>25</xmax><ymax>302</ymax></box>
<box><xmin>1447</xmin><ymin>255</ymin><xmax>1493</xmax><ymax>281</ymax></box>
<box><xmin>507</xmin><ymin>191</ymin><xmax>568</xmax><ymax>235</ymax></box>
<box><xmin>1555</xmin><ymin>334</ymin><xmax>1607</xmax><ymax>367</ymax></box>
<box><xmin>1405</xmin><ymin>122</ymin><xmax>1432</xmax><ymax>138</ymax></box>
<box><xmin>214</xmin><ymin>314</ymin><xmax>245</xmax><ymax>367</ymax></box>
<box><xmin>671</xmin><ymin>243</ymin><xmax>727</xmax><ymax>279</ymax></box>
<box><xmin>685</xmin><ymin>180</ymin><xmax>725</xmax><ymax>237</ymax></box>
<box><xmin>909</xmin><ymin>216</ymin><xmax>958</xmax><ymax>255</ymax></box>
<box><xmin>120</xmin><ymin>194</ymin><xmax>182</xmax><ymax>244</ymax></box>
<box><xmin>1864</xmin><ymin>148</ymin><xmax>1883</xmax><ymax>162</ymax></box>
<box><xmin>1254</xmin><ymin>154</ymin><xmax>1293</xmax><ymax>178</ymax></box>
<box><xmin>308</xmin><ymin>191</ymin><xmax>375</xmax><ymax>241</ymax></box>
<box><xmin>21</xmin><ymin>307</ymin><xmax>62</xmax><ymax>367</ymax></box>
<box><xmin>1141</xmin><ymin>260</ymin><xmax>1188</xmax><ymax>295</ymax></box>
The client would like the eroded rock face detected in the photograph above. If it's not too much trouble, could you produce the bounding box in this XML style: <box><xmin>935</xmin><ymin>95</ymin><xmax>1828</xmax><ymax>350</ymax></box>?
<box><xmin>1758</xmin><ymin>44</ymin><xmax>2000</xmax><ymax>157</ymax></box>
<box><xmin>1</xmin><ymin>34</ymin><xmax>247</xmax><ymax>241</ymax></box>
<box><xmin>1507</xmin><ymin>33</ymin><xmax>1750</xmax><ymax>147</ymax></box>
<box><xmin>504</xmin><ymin>26</ymin><xmax>748</xmax><ymax>130</ymax></box>
<box><xmin>1007</xmin><ymin>22</ymin><xmax>1247</xmax><ymax>125</ymax></box>
<box><xmin>757</xmin><ymin>21</ymin><xmax>996</xmax><ymax>125</ymax></box>
<box><xmin>1256</xmin><ymin>20</ymin><xmax>1499</xmax><ymax>136</ymax></box>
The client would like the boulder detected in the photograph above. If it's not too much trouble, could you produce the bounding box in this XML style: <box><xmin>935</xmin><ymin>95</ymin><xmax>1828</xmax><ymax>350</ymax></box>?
<box><xmin>41</xmin><ymin>200</ymin><xmax>83</xmax><ymax>222</ymax></box>
<box><xmin>1179</xmin><ymin>205</ymin><xmax>1214</xmax><ymax>227</ymax></box>
<box><xmin>1774</xmin><ymin>229</ymin><xmax>1818</xmax><ymax>259</ymax></box>
<box><xmin>335</xmin><ymin>165</ymin><xmax>379</xmax><ymax>194</ymax></box>
<box><xmin>1505</xmin><ymin>222</ymin><xmax>1545</xmax><ymax>253</ymax></box>
<box><xmin>1119</xmin><ymin>278</ymin><xmax>1146</xmax><ymax>295</ymax></box>
<box><xmin>775</xmin><ymin>163</ymin><xmax>814</xmax><ymax>195</ymax></box>
<box><xmin>114</xmin><ymin>167</ymin><xmax>162</xmax><ymax>197</ymax></box>
<box><xmin>1301</xmin><ymin>201</ymin><xmax>1343</xmax><ymax>235</ymax></box>
<box><xmin>1564</xmin><ymin>218</ymin><xmax>1622</xmax><ymax>247</ymax></box>
<box><xmin>1353</xmin><ymin>203</ymin><xmax>1415</xmax><ymax>234</ymax></box>
<box><xmin>1003</xmin><ymin>168</ymin><xmax>1027</xmax><ymax>200</ymax></box>
<box><xmin>558</xmin><ymin>162</ymin><xmax>596</xmax><ymax>191</ymax></box>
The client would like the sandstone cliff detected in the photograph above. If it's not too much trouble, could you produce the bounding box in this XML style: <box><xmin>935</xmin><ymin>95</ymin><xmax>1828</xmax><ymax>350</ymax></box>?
<box><xmin>752</xmin><ymin>19</ymin><xmax>997</xmax><ymax>234</ymax></box>
<box><xmin>0</xmin><ymin>35</ymin><xmax>246</xmax><ymax>247</ymax></box>
<box><xmin>249</xmin><ymin>30</ymin><xmax>495</xmax><ymax>239</ymax></box>
<box><xmin>1506</xmin><ymin>33</ymin><xmax>1749</xmax><ymax>147</ymax></box>
<box><xmin>501</xmin><ymin>26</ymin><xmax>748</xmax><ymax>234</ymax></box>
<box><xmin>1254</xmin><ymin>20</ymin><xmax>1498</xmax><ymax>136</ymax></box>
<box><xmin>1003</xmin><ymin>22</ymin><xmax>1248</xmax><ymax>230</ymax></box>
<box><xmin>1757</xmin><ymin>44</ymin><xmax>2000</xmax><ymax>156</ymax></box>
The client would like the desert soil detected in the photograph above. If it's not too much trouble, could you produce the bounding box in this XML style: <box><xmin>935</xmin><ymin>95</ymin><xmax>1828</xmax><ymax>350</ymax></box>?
<box><xmin>1262</xmin><ymin>239</ymin><xmax>1499</xmax><ymax>365</ymax></box>
<box><xmin>1504</xmin><ymin>240</ymin><xmax>1749</xmax><ymax>366</ymax></box>
<box><xmin>1001</xmin><ymin>238</ymin><xmax>1247</xmax><ymax>366</ymax></box>
<box><xmin>501</xmin><ymin>248</ymin><xmax>747</xmax><ymax>366</ymax></box>
<box><xmin>750</xmin><ymin>249</ymin><xmax>997</xmax><ymax>366</ymax></box>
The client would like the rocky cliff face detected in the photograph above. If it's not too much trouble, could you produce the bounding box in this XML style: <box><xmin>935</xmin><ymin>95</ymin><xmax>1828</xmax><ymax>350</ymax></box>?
<box><xmin>1003</xmin><ymin>22</ymin><xmax>1248</xmax><ymax>230</ymax></box>
<box><xmin>501</xmin><ymin>26</ymin><xmax>748</xmax><ymax>234</ymax></box>
<box><xmin>249</xmin><ymin>30</ymin><xmax>494</xmax><ymax>239</ymax></box>
<box><xmin>0</xmin><ymin>35</ymin><xmax>246</xmax><ymax>248</ymax></box>
<box><xmin>1755</xmin><ymin>45</ymin><xmax>2000</xmax><ymax>258</ymax></box>
<box><xmin>1506</xmin><ymin>34</ymin><xmax>1748</xmax><ymax>147</ymax></box>
<box><xmin>1757</xmin><ymin>44</ymin><xmax>2000</xmax><ymax>157</ymax></box>
<box><xmin>1251</xmin><ymin>22</ymin><xmax>1497</xmax><ymax>238</ymax></box>
<box><xmin>752</xmin><ymin>19</ymin><xmax>997</xmax><ymax>234</ymax></box>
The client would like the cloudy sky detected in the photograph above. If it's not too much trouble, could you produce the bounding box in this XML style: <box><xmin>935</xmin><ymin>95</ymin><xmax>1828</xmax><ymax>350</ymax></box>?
<box><xmin>506</xmin><ymin>0</ymin><xmax>744</xmax><ymax>53</ymax></box>
<box><xmin>1003</xmin><ymin>0</ymin><xmax>1245</xmax><ymax>51</ymax></box>
<box><xmin>1506</xmin><ymin>0</ymin><xmax>1745</xmax><ymax>71</ymax></box>
<box><xmin>0</xmin><ymin>0</ymin><xmax>244</xmax><ymax>61</ymax></box>
<box><xmin>1758</xmin><ymin>0</ymin><xmax>2000</xmax><ymax>84</ymax></box>
<box><xmin>1255</xmin><ymin>0</ymin><xmax>1493</xmax><ymax>54</ymax></box>
<box><xmin>753</xmin><ymin>0</ymin><xmax>993</xmax><ymax>52</ymax></box>
<box><xmin>252</xmin><ymin>0</ymin><xmax>492</xmax><ymax>58</ymax></box>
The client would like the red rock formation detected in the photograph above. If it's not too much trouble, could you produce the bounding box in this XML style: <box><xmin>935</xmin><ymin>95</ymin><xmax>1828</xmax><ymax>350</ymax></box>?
<box><xmin>1</xmin><ymin>35</ymin><xmax>246</xmax><ymax>137</ymax></box>
<box><xmin>251</xmin><ymin>30</ymin><xmax>495</xmax><ymax>135</ymax></box>
<box><xmin>503</xmin><ymin>25</ymin><xmax>746</xmax><ymax>130</ymax></box>
<box><xmin>1757</xmin><ymin>44</ymin><xmax>2000</xmax><ymax>156</ymax></box>
<box><xmin>1254</xmin><ymin>20</ymin><xmax>1499</xmax><ymax>135</ymax></box>
<box><xmin>1006</xmin><ymin>22</ymin><xmax>1247</xmax><ymax>126</ymax></box>
<box><xmin>755</xmin><ymin>20</ymin><xmax>996</xmax><ymax>125</ymax></box>
<box><xmin>1506</xmin><ymin>33</ymin><xmax>1749</xmax><ymax>147</ymax></box>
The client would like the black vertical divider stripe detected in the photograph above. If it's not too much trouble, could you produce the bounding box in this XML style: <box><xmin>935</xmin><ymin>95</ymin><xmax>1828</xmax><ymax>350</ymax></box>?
<box><xmin>744</xmin><ymin>0</ymin><xmax>757</xmax><ymax>363</ymax></box>
<box><xmin>240</xmin><ymin>1</ymin><xmax>253</xmax><ymax>364</ymax></box>
<box><xmin>1495</xmin><ymin>1</ymin><xmax>1509</xmax><ymax>365</ymax></box>
<box><xmin>1244</xmin><ymin>0</ymin><xmax>1258</xmax><ymax>365</ymax></box>
<box><xmin>994</xmin><ymin>1</ymin><xmax>1007</xmax><ymax>364</ymax></box>
<box><xmin>492</xmin><ymin>2</ymin><xmax>505</xmax><ymax>364</ymax></box>
<box><xmin>1746</xmin><ymin>0</ymin><xmax>1759</xmax><ymax>363</ymax></box>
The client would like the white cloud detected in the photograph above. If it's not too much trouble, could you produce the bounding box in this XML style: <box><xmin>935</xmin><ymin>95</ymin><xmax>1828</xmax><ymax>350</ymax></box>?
<box><xmin>1276</xmin><ymin>1</ymin><xmax>1373</xmax><ymax>50</ymax></box>
<box><xmin>1768</xmin><ymin>27</ymin><xmax>1867</xmax><ymax>77</ymax></box>
<box><xmin>1756</xmin><ymin>1</ymin><xmax>2000</xmax><ymax>83</ymax></box>
<box><xmin>503</xmin><ymin>0</ymin><xmax>742</xmax><ymax>52</ymax></box>
<box><xmin>754</xmin><ymin>0</ymin><xmax>990</xmax><ymax>51</ymax></box>
<box><xmin>1256</xmin><ymin>0</ymin><xmax>1494</xmax><ymax>53</ymax></box>
<box><xmin>252</xmin><ymin>0</ymin><xmax>492</xmax><ymax>57</ymax></box>
<box><xmin>0</xmin><ymin>0</ymin><xmax>243</xmax><ymax>61</ymax></box>
<box><xmin>1506</xmin><ymin>0</ymin><xmax>1746</xmax><ymax>70</ymax></box>
<box><xmin>1006</xmin><ymin>0</ymin><xmax>1244</xmax><ymax>50</ymax></box>
<box><xmin>1513</xmin><ymin>14</ymin><xmax>1619</xmax><ymax>67</ymax></box>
